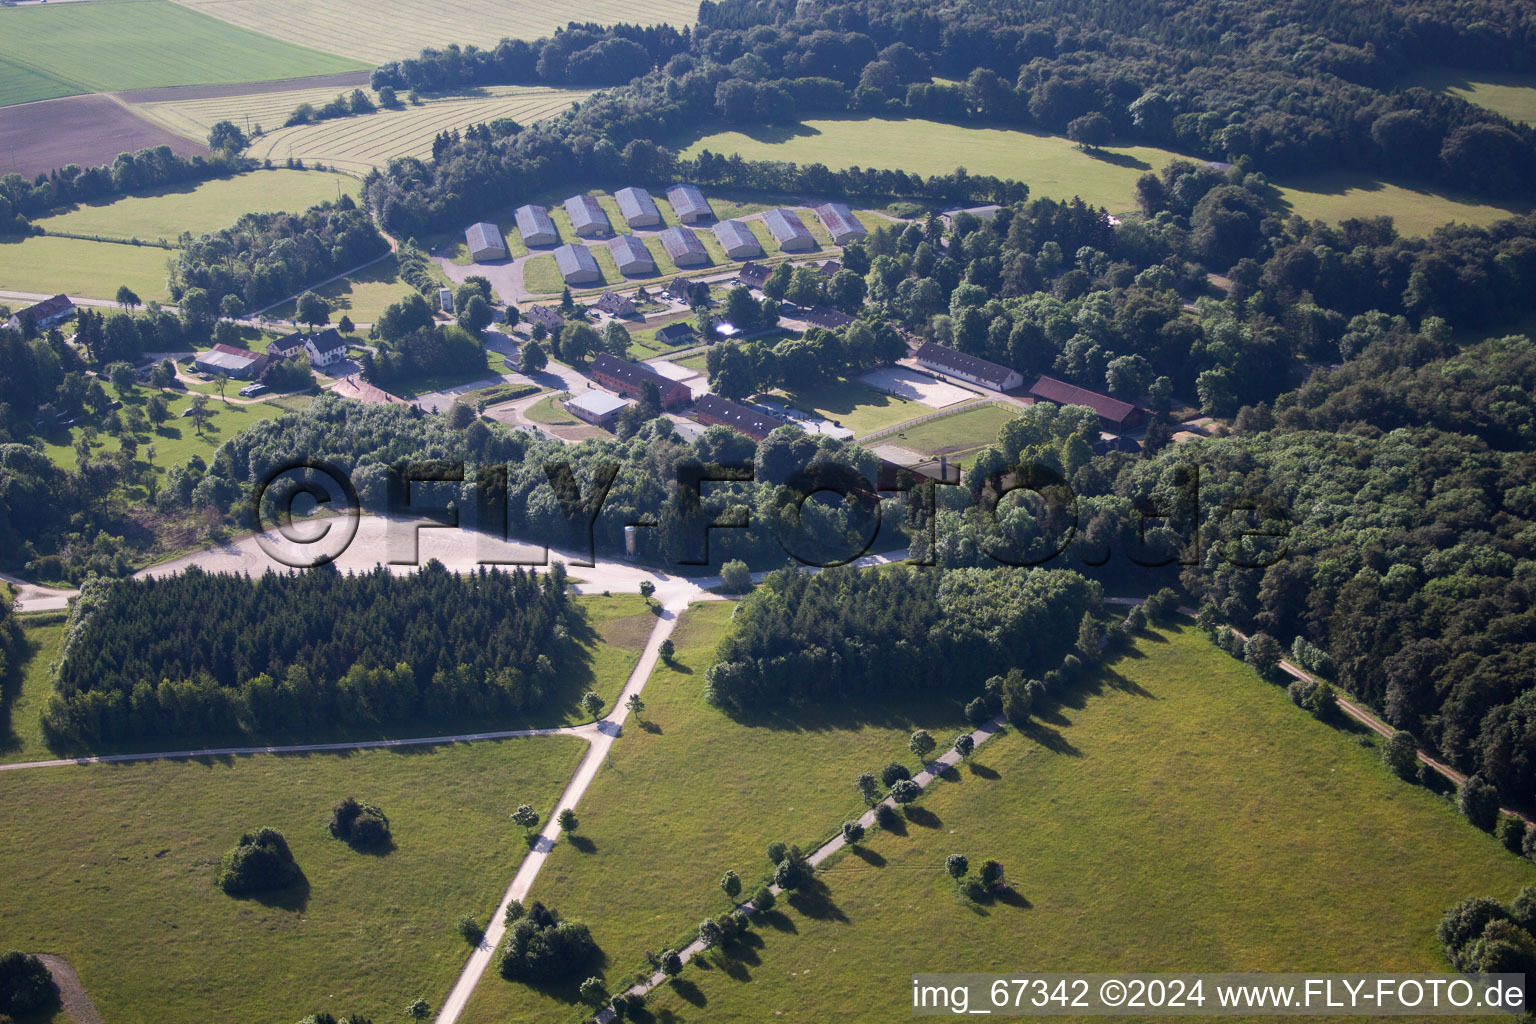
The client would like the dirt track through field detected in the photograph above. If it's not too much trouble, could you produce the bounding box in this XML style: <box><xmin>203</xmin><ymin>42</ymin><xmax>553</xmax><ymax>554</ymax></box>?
<box><xmin>115</xmin><ymin>70</ymin><xmax>373</xmax><ymax>105</ymax></box>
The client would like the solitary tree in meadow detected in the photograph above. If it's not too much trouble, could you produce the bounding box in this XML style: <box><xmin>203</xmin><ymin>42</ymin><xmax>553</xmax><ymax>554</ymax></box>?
<box><xmin>511</xmin><ymin>804</ymin><xmax>539</xmax><ymax>836</ymax></box>
<box><xmin>626</xmin><ymin>693</ymin><xmax>645</xmax><ymax>720</ymax></box>
<box><xmin>946</xmin><ymin>853</ymin><xmax>969</xmax><ymax>879</ymax></box>
<box><xmin>557</xmin><ymin>808</ymin><xmax>579</xmax><ymax>833</ymax></box>
<box><xmin>581</xmin><ymin>691</ymin><xmax>605</xmax><ymax>720</ymax></box>
<box><xmin>721</xmin><ymin>870</ymin><xmax>742</xmax><ymax>901</ymax></box>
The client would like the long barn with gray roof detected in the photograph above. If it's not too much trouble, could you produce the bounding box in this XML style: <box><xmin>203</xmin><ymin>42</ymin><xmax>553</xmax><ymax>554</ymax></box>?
<box><xmin>515</xmin><ymin>204</ymin><xmax>558</xmax><ymax>247</ymax></box>
<box><xmin>713</xmin><ymin>219</ymin><xmax>763</xmax><ymax>259</ymax></box>
<box><xmin>554</xmin><ymin>243</ymin><xmax>601</xmax><ymax>285</ymax></box>
<box><xmin>608</xmin><ymin>234</ymin><xmax>657</xmax><ymax>275</ymax></box>
<box><xmin>658</xmin><ymin>225</ymin><xmax>709</xmax><ymax>267</ymax></box>
<box><xmin>763</xmin><ymin>208</ymin><xmax>814</xmax><ymax>251</ymax></box>
<box><xmin>614</xmin><ymin>187</ymin><xmax>661</xmax><ymax>228</ymax></box>
<box><xmin>564</xmin><ymin>194</ymin><xmax>612</xmax><ymax>237</ymax></box>
<box><xmin>465</xmin><ymin>222</ymin><xmax>507</xmax><ymax>262</ymax></box>
<box><xmin>815</xmin><ymin>202</ymin><xmax>867</xmax><ymax>245</ymax></box>
<box><xmin>666</xmin><ymin>183</ymin><xmax>713</xmax><ymax>223</ymax></box>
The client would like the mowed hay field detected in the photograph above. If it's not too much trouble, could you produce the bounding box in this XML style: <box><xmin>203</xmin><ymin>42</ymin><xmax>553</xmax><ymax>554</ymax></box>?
<box><xmin>0</xmin><ymin>0</ymin><xmax>365</xmax><ymax>107</ymax></box>
<box><xmin>462</xmin><ymin>600</ymin><xmax>978</xmax><ymax>1024</ymax></box>
<box><xmin>34</xmin><ymin>169</ymin><xmax>359</xmax><ymax>241</ymax></box>
<box><xmin>641</xmin><ymin>625</ymin><xmax>1536</xmax><ymax>1024</ymax></box>
<box><xmin>0</xmin><ymin>737</ymin><xmax>587</xmax><ymax>1023</ymax></box>
<box><xmin>170</xmin><ymin>0</ymin><xmax>701</xmax><ymax>63</ymax></box>
<box><xmin>242</xmin><ymin>87</ymin><xmax>590</xmax><ymax>176</ymax></box>
<box><xmin>683</xmin><ymin>115</ymin><xmax>1530</xmax><ymax>235</ymax></box>
<box><xmin>1409</xmin><ymin>67</ymin><xmax>1536</xmax><ymax>126</ymax></box>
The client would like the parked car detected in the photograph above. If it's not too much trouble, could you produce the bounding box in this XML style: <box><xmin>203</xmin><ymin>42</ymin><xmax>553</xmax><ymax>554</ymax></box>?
<box><xmin>238</xmin><ymin>383</ymin><xmax>269</xmax><ymax>397</ymax></box>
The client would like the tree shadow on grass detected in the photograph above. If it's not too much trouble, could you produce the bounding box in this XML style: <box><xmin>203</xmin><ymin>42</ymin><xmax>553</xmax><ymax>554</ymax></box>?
<box><xmin>668</xmin><ymin>977</ymin><xmax>706</xmax><ymax>1007</ymax></box>
<box><xmin>754</xmin><ymin>909</ymin><xmax>797</xmax><ymax>934</ymax></box>
<box><xmin>636</xmin><ymin>719</ymin><xmax>664</xmax><ymax>735</ymax></box>
<box><xmin>967</xmin><ymin>761</ymin><xmax>1000</xmax><ymax>780</ymax></box>
<box><xmin>903</xmin><ymin>805</ymin><xmax>942</xmax><ymax>829</ymax></box>
<box><xmin>1097</xmin><ymin>668</ymin><xmax>1156</xmax><ymax>699</ymax></box>
<box><xmin>232</xmin><ymin>871</ymin><xmax>310</xmax><ymax>912</ymax></box>
<box><xmin>1019</xmin><ymin>720</ymin><xmax>1082</xmax><ymax>757</ymax></box>
<box><xmin>568</xmin><ymin>835</ymin><xmax>597</xmax><ymax>853</ymax></box>
<box><xmin>935</xmin><ymin>763</ymin><xmax>961</xmax><ymax>783</ymax></box>
<box><xmin>346</xmin><ymin>835</ymin><xmax>397</xmax><ymax>857</ymax></box>
<box><xmin>786</xmin><ymin>877</ymin><xmax>847</xmax><ymax>923</ymax></box>
<box><xmin>995</xmin><ymin>887</ymin><xmax>1033</xmax><ymax>910</ymax></box>
<box><xmin>1083</xmin><ymin>148</ymin><xmax>1151</xmax><ymax>170</ymax></box>
<box><xmin>849</xmin><ymin>845</ymin><xmax>886</xmax><ymax>867</ymax></box>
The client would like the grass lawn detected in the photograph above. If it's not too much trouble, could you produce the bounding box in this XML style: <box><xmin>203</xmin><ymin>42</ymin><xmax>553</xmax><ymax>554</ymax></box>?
<box><xmin>521</xmin><ymin>254</ymin><xmax>566</xmax><ymax>296</ymax></box>
<box><xmin>0</xmin><ymin>0</ymin><xmax>364</xmax><ymax>107</ymax></box>
<box><xmin>172</xmin><ymin>0</ymin><xmax>700</xmax><ymax>64</ymax></box>
<box><xmin>0</xmin><ymin>234</ymin><xmax>174</xmax><ymax>302</ymax></box>
<box><xmin>673</xmin><ymin>351</ymin><xmax>711</xmax><ymax>373</ymax></box>
<box><xmin>1273</xmin><ymin>172</ymin><xmax>1529</xmax><ymax>238</ymax></box>
<box><xmin>878</xmin><ymin>402</ymin><xmax>1018</xmax><ymax>459</ymax></box>
<box><xmin>772</xmin><ymin>378</ymin><xmax>923</xmax><ymax>436</ymax></box>
<box><xmin>681</xmin><ymin>116</ymin><xmax>1199</xmax><ymax>214</ymax></box>
<box><xmin>642</xmin><ymin>624</ymin><xmax>1536</xmax><ymax>1022</ymax></box>
<box><xmin>0</xmin><ymin>616</ymin><xmax>67</xmax><ymax>765</ymax></box>
<box><xmin>524</xmin><ymin>392</ymin><xmax>578</xmax><ymax>426</ymax></box>
<box><xmin>462</xmin><ymin>600</ymin><xmax>976</xmax><ymax>1024</ymax></box>
<box><xmin>34</xmin><ymin>170</ymin><xmax>359</xmax><ymax>242</ymax></box>
<box><xmin>0</xmin><ymin>735</ymin><xmax>586</xmax><ymax>1023</ymax></box>
<box><xmin>1407</xmin><ymin>67</ymin><xmax>1536</xmax><ymax>126</ymax></box>
<box><xmin>260</xmin><ymin>254</ymin><xmax>432</xmax><ymax>321</ymax></box>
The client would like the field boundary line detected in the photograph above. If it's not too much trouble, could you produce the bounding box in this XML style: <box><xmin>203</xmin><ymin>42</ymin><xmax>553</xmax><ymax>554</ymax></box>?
<box><xmin>858</xmin><ymin>396</ymin><xmax>1016</xmax><ymax>445</ymax></box>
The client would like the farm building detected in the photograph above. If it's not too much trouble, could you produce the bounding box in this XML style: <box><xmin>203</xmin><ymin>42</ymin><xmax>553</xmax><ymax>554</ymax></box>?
<box><xmin>762</xmin><ymin>208</ymin><xmax>814</xmax><ymax>251</ymax></box>
<box><xmin>658</xmin><ymin>226</ymin><xmax>709</xmax><ymax>267</ymax></box>
<box><xmin>267</xmin><ymin>334</ymin><xmax>307</xmax><ymax>358</ymax></box>
<box><xmin>554</xmin><ymin>243</ymin><xmax>601</xmax><ymax>285</ymax></box>
<box><xmin>694</xmin><ymin>394</ymin><xmax>785</xmax><ymax>441</ymax></box>
<box><xmin>737</xmin><ymin>262</ymin><xmax>770</xmax><ymax>289</ymax></box>
<box><xmin>194</xmin><ymin>344</ymin><xmax>268</xmax><ymax>380</ymax></box>
<box><xmin>7</xmin><ymin>293</ymin><xmax>75</xmax><ymax>331</ymax></box>
<box><xmin>564</xmin><ymin>194</ymin><xmax>612</xmax><ymax>237</ymax></box>
<box><xmin>438</xmin><ymin>287</ymin><xmax>454</xmax><ymax>313</ymax></box>
<box><xmin>798</xmin><ymin>306</ymin><xmax>856</xmax><ymax>329</ymax></box>
<box><xmin>940</xmin><ymin>205</ymin><xmax>1002</xmax><ymax>229</ymax></box>
<box><xmin>815</xmin><ymin>202</ymin><xmax>867</xmax><ymax>245</ymax></box>
<box><xmin>595</xmin><ymin>292</ymin><xmax>637</xmax><ymax>318</ymax></box>
<box><xmin>915</xmin><ymin>341</ymin><xmax>1024</xmax><ymax>393</ymax></box>
<box><xmin>565</xmin><ymin>390</ymin><xmax>631</xmax><ymax>428</ymax></box>
<box><xmin>666</xmin><ymin>183</ymin><xmax>714</xmax><ymax>223</ymax></box>
<box><xmin>1029</xmin><ymin>375</ymin><xmax>1146</xmax><ymax>432</ymax></box>
<box><xmin>817</xmin><ymin>259</ymin><xmax>842</xmax><ymax>278</ymax></box>
<box><xmin>589</xmin><ymin>353</ymin><xmax>691</xmax><ymax>408</ymax></box>
<box><xmin>655</xmin><ymin>322</ymin><xmax>697</xmax><ymax>345</ymax></box>
<box><xmin>615</xmin><ymin>187</ymin><xmax>662</xmax><ymax>228</ymax></box>
<box><xmin>713</xmin><ymin>219</ymin><xmax>763</xmax><ymax>259</ymax></box>
<box><xmin>464</xmin><ymin>222</ymin><xmax>507</xmax><ymax>262</ymax></box>
<box><xmin>515</xmin><ymin>204</ymin><xmax>559</xmax><ymax>247</ymax></box>
<box><xmin>304</xmin><ymin>328</ymin><xmax>348</xmax><ymax>368</ymax></box>
<box><xmin>525</xmin><ymin>305</ymin><xmax>566</xmax><ymax>333</ymax></box>
<box><xmin>608</xmin><ymin>234</ymin><xmax>657</xmax><ymax>275</ymax></box>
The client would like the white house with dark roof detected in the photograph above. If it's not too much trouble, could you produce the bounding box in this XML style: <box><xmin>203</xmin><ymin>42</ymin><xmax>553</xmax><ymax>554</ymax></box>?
<box><xmin>658</xmin><ymin>226</ymin><xmax>709</xmax><ymax>267</ymax></box>
<box><xmin>815</xmin><ymin>202</ymin><xmax>867</xmax><ymax>245</ymax></box>
<box><xmin>464</xmin><ymin>222</ymin><xmax>507</xmax><ymax>262</ymax></box>
<box><xmin>666</xmin><ymin>183</ymin><xmax>713</xmax><ymax>223</ymax></box>
<box><xmin>554</xmin><ymin>243</ymin><xmax>601</xmax><ymax>285</ymax></box>
<box><xmin>564</xmin><ymin>194</ymin><xmax>611</xmax><ymax>237</ymax></box>
<box><xmin>614</xmin><ymin>187</ymin><xmax>661</xmax><ymax>228</ymax></box>
<box><xmin>713</xmin><ymin>219</ymin><xmax>762</xmax><ymax>259</ymax></box>
<box><xmin>304</xmin><ymin>328</ymin><xmax>349</xmax><ymax>368</ymax></box>
<box><xmin>514</xmin><ymin>204</ymin><xmax>558</xmax><ymax>247</ymax></box>
<box><xmin>762</xmin><ymin>208</ymin><xmax>814</xmax><ymax>251</ymax></box>
<box><xmin>914</xmin><ymin>341</ymin><xmax>1023</xmax><ymax>392</ymax></box>
<box><xmin>608</xmin><ymin>234</ymin><xmax>656</xmax><ymax>275</ymax></box>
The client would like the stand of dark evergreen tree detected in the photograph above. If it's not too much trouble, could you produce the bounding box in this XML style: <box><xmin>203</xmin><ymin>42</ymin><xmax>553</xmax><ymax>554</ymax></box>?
<box><xmin>45</xmin><ymin>561</ymin><xmax>577</xmax><ymax>743</ymax></box>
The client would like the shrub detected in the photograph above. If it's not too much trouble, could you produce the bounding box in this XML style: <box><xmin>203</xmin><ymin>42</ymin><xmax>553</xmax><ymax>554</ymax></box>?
<box><xmin>457</xmin><ymin>915</ymin><xmax>484</xmax><ymax>944</ymax></box>
<box><xmin>504</xmin><ymin>899</ymin><xmax>526</xmax><ymax>925</ymax></box>
<box><xmin>856</xmin><ymin>772</ymin><xmax>881</xmax><ymax>805</ymax></box>
<box><xmin>945</xmin><ymin>853</ymin><xmax>969</xmax><ymax>879</ymax></box>
<box><xmin>1463</xmin><ymin>918</ymin><xmax>1536</xmax><ymax>975</ymax></box>
<box><xmin>660</xmin><ymin>949</ymin><xmax>684</xmax><ymax>977</ymax></box>
<box><xmin>964</xmin><ymin>697</ymin><xmax>990</xmax><ymax>726</ymax></box>
<box><xmin>1061</xmin><ymin>653</ymin><xmax>1082</xmax><ymax>678</ymax></box>
<box><xmin>774</xmin><ymin>856</ymin><xmax>808</xmax><ymax>890</ymax></box>
<box><xmin>961</xmin><ymin>876</ymin><xmax>990</xmax><ymax>903</ymax></box>
<box><xmin>875</xmin><ymin>803</ymin><xmax>899</xmax><ymax>830</ymax></box>
<box><xmin>880</xmin><ymin>762</ymin><xmax>911</xmax><ymax>787</ymax></box>
<box><xmin>1146</xmin><ymin>587</ymin><xmax>1180</xmax><ymax>620</ymax></box>
<box><xmin>721</xmin><ymin>869</ymin><xmax>742</xmax><ymax>900</ymax></box>
<box><xmin>1498</xmin><ymin>815</ymin><xmax>1528</xmax><ymax>854</ymax></box>
<box><xmin>751</xmin><ymin>886</ymin><xmax>776</xmax><ymax>912</ymax></box>
<box><xmin>613</xmin><ymin>991</ymin><xmax>645</xmax><ymax>1019</ymax></box>
<box><xmin>983</xmin><ymin>675</ymin><xmax>1004</xmax><ymax>714</ymax></box>
<box><xmin>1509</xmin><ymin>885</ymin><xmax>1536</xmax><ymax>932</ymax></box>
<box><xmin>1307</xmin><ymin>681</ymin><xmax>1337</xmax><ymax>719</ymax></box>
<box><xmin>1458</xmin><ymin>775</ymin><xmax>1501</xmax><ymax>832</ymax></box>
<box><xmin>953</xmin><ymin>733</ymin><xmax>974</xmax><ymax>759</ymax></box>
<box><xmin>1438</xmin><ymin>897</ymin><xmax>1509</xmax><ymax>966</ymax></box>
<box><xmin>216</xmin><ymin>827</ymin><xmax>301</xmax><ymax>894</ymax></box>
<box><xmin>497</xmin><ymin>901</ymin><xmax>600</xmax><ymax>983</ymax></box>
<box><xmin>1287</xmin><ymin>679</ymin><xmax>1317</xmax><ymax>707</ymax></box>
<box><xmin>842</xmin><ymin>820</ymin><xmax>865</xmax><ymax>845</ymax></box>
<box><xmin>720</xmin><ymin>559</ymin><xmax>753</xmax><ymax>593</ymax></box>
<box><xmin>557</xmin><ymin>808</ymin><xmax>579</xmax><ymax>833</ymax></box>
<box><xmin>1525</xmin><ymin>828</ymin><xmax>1536</xmax><ymax>863</ymax></box>
<box><xmin>890</xmin><ymin>778</ymin><xmax>920</xmax><ymax>806</ymax></box>
<box><xmin>579</xmin><ymin>976</ymin><xmax>609</xmax><ymax>1009</ymax></box>
<box><xmin>766</xmin><ymin>840</ymin><xmax>787</xmax><ymax>864</ymax></box>
<box><xmin>698</xmin><ymin>918</ymin><xmax>723</xmax><ymax>949</ymax></box>
<box><xmin>329</xmin><ymin>797</ymin><xmax>391</xmax><ymax>849</ymax></box>
<box><xmin>1382</xmin><ymin>731</ymin><xmax>1418</xmax><ymax>781</ymax></box>
<box><xmin>1243</xmin><ymin>631</ymin><xmax>1282</xmax><ymax>679</ymax></box>
<box><xmin>0</xmin><ymin>951</ymin><xmax>57</xmax><ymax>1015</ymax></box>
<box><xmin>979</xmin><ymin>859</ymin><xmax>1004</xmax><ymax>886</ymax></box>
<box><xmin>1126</xmin><ymin>605</ymin><xmax>1147</xmax><ymax>631</ymax></box>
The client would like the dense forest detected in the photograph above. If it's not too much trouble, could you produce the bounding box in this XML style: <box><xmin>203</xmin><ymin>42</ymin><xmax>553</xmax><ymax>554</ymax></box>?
<box><xmin>704</xmin><ymin>563</ymin><xmax>1101</xmax><ymax>709</ymax></box>
<box><xmin>45</xmin><ymin>562</ymin><xmax>579</xmax><ymax>742</ymax></box>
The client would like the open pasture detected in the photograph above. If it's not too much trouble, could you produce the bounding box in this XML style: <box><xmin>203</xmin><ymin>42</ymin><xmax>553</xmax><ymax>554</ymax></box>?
<box><xmin>640</xmin><ymin>625</ymin><xmax>1536</xmax><ymax>1022</ymax></box>
<box><xmin>1408</xmin><ymin>67</ymin><xmax>1536</xmax><ymax>126</ymax></box>
<box><xmin>169</xmin><ymin>0</ymin><xmax>702</xmax><ymax>64</ymax></box>
<box><xmin>0</xmin><ymin>0</ymin><xmax>365</xmax><ymax>107</ymax></box>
